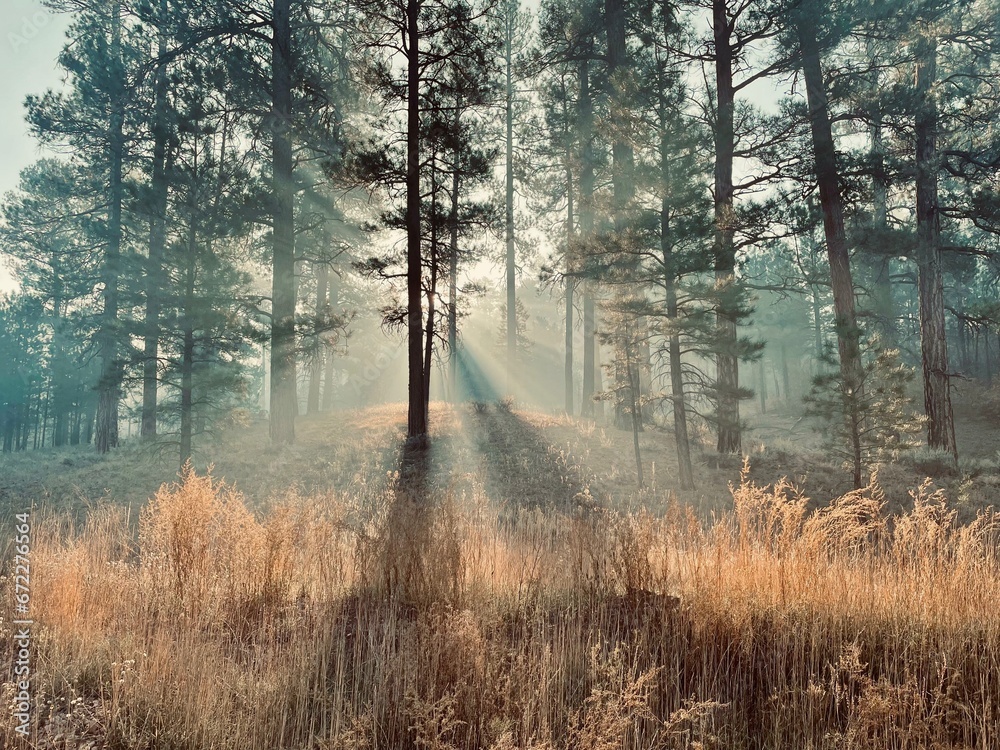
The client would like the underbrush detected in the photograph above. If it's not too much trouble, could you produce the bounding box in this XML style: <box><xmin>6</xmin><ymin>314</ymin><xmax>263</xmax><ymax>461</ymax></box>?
<box><xmin>3</xmin><ymin>461</ymin><xmax>1000</xmax><ymax>749</ymax></box>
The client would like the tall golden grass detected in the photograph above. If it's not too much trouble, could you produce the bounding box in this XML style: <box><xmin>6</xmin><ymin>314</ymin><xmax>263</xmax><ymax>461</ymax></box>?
<box><xmin>3</xmin><ymin>455</ymin><xmax>1000</xmax><ymax>749</ymax></box>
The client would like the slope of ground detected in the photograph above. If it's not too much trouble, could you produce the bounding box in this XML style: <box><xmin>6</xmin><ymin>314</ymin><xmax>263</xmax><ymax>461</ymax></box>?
<box><xmin>2</xmin><ymin>400</ymin><xmax>1000</xmax><ymax>749</ymax></box>
<box><xmin>3</xmin><ymin>387</ymin><xmax>999</xmax><ymax>527</ymax></box>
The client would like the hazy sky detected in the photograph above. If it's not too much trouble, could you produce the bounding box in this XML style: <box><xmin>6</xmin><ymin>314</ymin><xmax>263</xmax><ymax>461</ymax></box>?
<box><xmin>2</xmin><ymin>1</ymin><xmax>67</xmax><ymax>191</ymax></box>
<box><xmin>1</xmin><ymin>0</ymin><xmax>68</xmax><ymax>292</ymax></box>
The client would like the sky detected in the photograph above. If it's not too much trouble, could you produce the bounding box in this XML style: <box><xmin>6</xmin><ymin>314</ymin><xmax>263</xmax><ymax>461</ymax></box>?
<box><xmin>0</xmin><ymin>0</ymin><xmax>68</xmax><ymax>293</ymax></box>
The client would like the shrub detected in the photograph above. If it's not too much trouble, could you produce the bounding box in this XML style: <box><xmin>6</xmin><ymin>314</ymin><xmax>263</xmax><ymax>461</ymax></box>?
<box><xmin>805</xmin><ymin>338</ymin><xmax>925</xmax><ymax>485</ymax></box>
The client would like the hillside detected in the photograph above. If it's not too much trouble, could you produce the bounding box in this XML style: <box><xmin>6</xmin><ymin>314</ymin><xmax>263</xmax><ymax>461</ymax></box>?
<box><xmin>2</xmin><ymin>399</ymin><xmax>1000</xmax><ymax>748</ymax></box>
<box><xmin>3</xmin><ymin>388</ymin><xmax>999</xmax><ymax>529</ymax></box>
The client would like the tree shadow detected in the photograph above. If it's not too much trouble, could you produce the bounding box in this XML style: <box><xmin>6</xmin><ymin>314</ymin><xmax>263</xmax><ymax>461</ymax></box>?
<box><xmin>465</xmin><ymin>404</ymin><xmax>597</xmax><ymax>516</ymax></box>
<box><xmin>397</xmin><ymin>435</ymin><xmax>432</xmax><ymax>502</ymax></box>
<box><xmin>374</xmin><ymin>433</ymin><xmax>465</xmax><ymax>608</ymax></box>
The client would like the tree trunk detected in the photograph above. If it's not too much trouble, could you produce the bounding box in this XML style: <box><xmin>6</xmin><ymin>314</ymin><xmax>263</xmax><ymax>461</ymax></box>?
<box><xmin>914</xmin><ymin>33</ymin><xmax>958</xmax><ymax>461</ymax></box>
<box><xmin>424</xmin><ymin>289</ymin><xmax>436</xmax><ymax>408</ymax></box>
<box><xmin>796</xmin><ymin>3</ymin><xmax>865</xmax><ymax>487</ymax></box>
<box><xmin>955</xmin><ymin>311</ymin><xmax>968</xmax><ymax>374</ymax></box>
<box><xmin>505</xmin><ymin>1</ymin><xmax>516</xmax><ymax>390</ymax></box>
<box><xmin>84</xmin><ymin>394</ymin><xmax>96</xmax><ymax>445</ymax></box>
<box><xmin>593</xmin><ymin>330</ymin><xmax>605</xmax><ymax>421</ymax></box>
<box><xmin>95</xmin><ymin>0</ymin><xmax>125</xmax><ymax>454</ymax></box>
<box><xmin>18</xmin><ymin>399</ymin><xmax>30</xmax><ymax>452</ymax></box>
<box><xmin>613</xmin><ymin>345</ymin><xmax>628</xmax><ymax>430</ymax></box>
<box><xmin>51</xmin><ymin>271</ymin><xmax>69</xmax><ymax>448</ymax></box>
<box><xmin>70</xmin><ymin>386</ymin><xmax>83</xmax><ymax>445</ymax></box>
<box><xmin>39</xmin><ymin>387</ymin><xmax>48</xmax><ymax>449</ymax></box>
<box><xmin>2</xmin><ymin>404</ymin><xmax>15</xmax><ymax>453</ymax></box>
<box><xmin>179</xmin><ymin>221</ymin><xmax>197</xmax><ymax>468</ymax></box>
<box><xmin>606</xmin><ymin>0</ymin><xmax>635</xmax><ymax>431</ymax></box>
<box><xmin>270</xmin><ymin>0</ymin><xmax>298</xmax><ymax>445</ymax></box>
<box><xmin>712</xmin><ymin>0</ymin><xmax>741</xmax><ymax>454</ymax></box>
<box><xmin>637</xmin><ymin>324</ymin><xmax>653</xmax><ymax>422</ymax></box>
<box><xmin>565</xmin><ymin>162</ymin><xmax>575</xmax><ymax>415</ymax></box>
<box><xmin>578</xmin><ymin>57</ymin><xmax>597</xmax><ymax>419</ymax></box>
<box><xmin>53</xmin><ymin>387</ymin><xmax>67</xmax><ymax>448</ymax></box>
<box><xmin>605</xmin><ymin>0</ymin><xmax>630</xmax><ymax>196</ymax></box>
<box><xmin>624</xmin><ymin>323</ymin><xmax>643</xmax><ymax>489</ymax></box>
<box><xmin>142</xmin><ymin>0</ymin><xmax>169</xmax><ymax>440</ymax></box>
<box><xmin>424</xmin><ymin>163</ymin><xmax>438</xmax><ymax>409</ymax></box>
<box><xmin>449</xmin><ymin>125</ymin><xmax>460</xmax><ymax>403</ymax></box>
<box><xmin>583</xmin><ymin>290</ymin><xmax>597</xmax><ymax>418</ymax></box>
<box><xmin>660</xmin><ymin>105</ymin><xmax>695</xmax><ymax>489</ymax></box>
<box><xmin>406</xmin><ymin>0</ymin><xmax>427</xmax><ymax>442</ymax></box>
<box><xmin>811</xmin><ymin>284</ymin><xmax>824</xmax><ymax>362</ymax></box>
<box><xmin>870</xmin><ymin>111</ymin><xmax>897</xmax><ymax>348</ymax></box>
<box><xmin>307</xmin><ymin>262</ymin><xmax>329</xmax><ymax>415</ymax></box>
<box><xmin>323</xmin><ymin>273</ymin><xmax>339</xmax><ymax>410</ymax></box>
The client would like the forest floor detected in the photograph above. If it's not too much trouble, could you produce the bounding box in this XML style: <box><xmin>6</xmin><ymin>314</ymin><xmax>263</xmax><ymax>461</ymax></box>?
<box><xmin>2</xmin><ymin>390</ymin><xmax>1000</xmax><ymax>749</ymax></box>
<box><xmin>2</xmin><ymin>381</ymin><xmax>998</xmax><ymax>529</ymax></box>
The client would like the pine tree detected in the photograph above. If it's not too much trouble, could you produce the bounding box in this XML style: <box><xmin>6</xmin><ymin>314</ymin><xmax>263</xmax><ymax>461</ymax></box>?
<box><xmin>27</xmin><ymin>1</ymin><xmax>148</xmax><ymax>453</ymax></box>
<box><xmin>1</xmin><ymin>159</ymin><xmax>102</xmax><ymax>448</ymax></box>
<box><xmin>156</xmin><ymin>57</ymin><xmax>260</xmax><ymax>467</ymax></box>
<box><xmin>805</xmin><ymin>337</ymin><xmax>925</xmax><ymax>482</ymax></box>
<box><xmin>352</xmin><ymin>0</ymin><xmax>502</xmax><ymax>440</ymax></box>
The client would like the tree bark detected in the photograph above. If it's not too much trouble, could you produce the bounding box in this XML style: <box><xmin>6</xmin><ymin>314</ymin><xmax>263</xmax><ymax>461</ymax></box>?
<box><xmin>424</xmin><ymin>160</ymin><xmax>438</xmax><ymax>408</ymax></box>
<box><xmin>406</xmin><ymin>0</ymin><xmax>427</xmax><ymax>441</ymax></box>
<box><xmin>180</xmin><ymin>219</ymin><xmax>197</xmax><ymax>468</ymax></box>
<box><xmin>565</xmin><ymin>160</ymin><xmax>575</xmax><ymax>415</ymax></box>
<box><xmin>712</xmin><ymin>0</ymin><xmax>741</xmax><ymax>454</ymax></box>
<box><xmin>870</xmin><ymin>111</ymin><xmax>897</xmax><ymax>348</ymax></box>
<box><xmin>19</xmin><ymin>399</ymin><xmax>31</xmax><ymax>452</ymax></box>
<box><xmin>38</xmin><ymin>387</ymin><xmax>48</xmax><ymax>449</ymax></box>
<box><xmin>578</xmin><ymin>57</ymin><xmax>597</xmax><ymax>419</ymax></box>
<box><xmin>84</xmin><ymin>394</ymin><xmax>96</xmax><ymax>445</ymax></box>
<box><xmin>51</xmin><ymin>267</ymin><xmax>69</xmax><ymax>448</ymax></box>
<box><xmin>796</xmin><ymin>3</ymin><xmax>865</xmax><ymax>487</ymax></box>
<box><xmin>624</xmin><ymin>322</ymin><xmax>644</xmax><ymax>489</ymax></box>
<box><xmin>605</xmin><ymin>0</ymin><xmax>630</xmax><ymax>195</ymax></box>
<box><xmin>660</xmin><ymin>103</ymin><xmax>695</xmax><ymax>489</ymax></box>
<box><xmin>914</xmin><ymin>33</ymin><xmax>958</xmax><ymax>461</ymax></box>
<box><xmin>270</xmin><ymin>0</ymin><xmax>298</xmax><ymax>445</ymax></box>
<box><xmin>307</xmin><ymin>262</ymin><xmax>329</xmax><ymax>414</ymax></box>
<box><xmin>95</xmin><ymin>0</ymin><xmax>125</xmax><ymax>454</ymax></box>
<box><xmin>505</xmin><ymin>0</ymin><xmax>516</xmax><ymax>390</ymax></box>
<box><xmin>322</xmin><ymin>272</ymin><xmax>339</xmax><ymax>410</ymax></box>
<box><xmin>142</xmin><ymin>0</ymin><xmax>169</xmax><ymax>439</ymax></box>
<box><xmin>71</xmin><ymin>385</ymin><xmax>83</xmax><ymax>445</ymax></box>
<box><xmin>606</xmin><ymin>0</ymin><xmax>636</xmax><ymax>432</ymax></box>
<box><xmin>449</xmin><ymin>120</ymin><xmax>460</xmax><ymax>403</ymax></box>
<box><xmin>424</xmin><ymin>286</ymin><xmax>436</xmax><ymax>408</ymax></box>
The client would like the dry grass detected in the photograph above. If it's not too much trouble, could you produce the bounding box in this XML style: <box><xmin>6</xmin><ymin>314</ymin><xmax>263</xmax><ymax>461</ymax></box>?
<box><xmin>2</xmin><ymin>405</ymin><xmax>1000</xmax><ymax>749</ymax></box>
